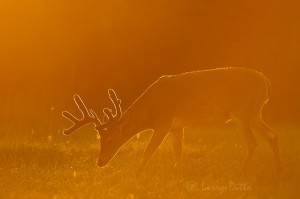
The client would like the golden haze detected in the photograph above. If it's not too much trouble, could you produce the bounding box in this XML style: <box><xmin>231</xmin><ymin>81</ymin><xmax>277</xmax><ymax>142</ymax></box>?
<box><xmin>0</xmin><ymin>0</ymin><xmax>299</xmax><ymax>198</ymax></box>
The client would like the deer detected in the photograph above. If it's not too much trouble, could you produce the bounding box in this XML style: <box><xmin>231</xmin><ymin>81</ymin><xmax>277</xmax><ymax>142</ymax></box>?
<box><xmin>62</xmin><ymin>67</ymin><xmax>281</xmax><ymax>175</ymax></box>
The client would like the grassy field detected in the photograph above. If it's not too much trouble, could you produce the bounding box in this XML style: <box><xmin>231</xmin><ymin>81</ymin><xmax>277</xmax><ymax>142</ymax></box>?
<box><xmin>0</xmin><ymin>124</ymin><xmax>299</xmax><ymax>199</ymax></box>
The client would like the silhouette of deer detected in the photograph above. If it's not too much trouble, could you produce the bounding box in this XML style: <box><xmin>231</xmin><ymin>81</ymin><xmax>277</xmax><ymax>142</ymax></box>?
<box><xmin>62</xmin><ymin>67</ymin><xmax>281</xmax><ymax>175</ymax></box>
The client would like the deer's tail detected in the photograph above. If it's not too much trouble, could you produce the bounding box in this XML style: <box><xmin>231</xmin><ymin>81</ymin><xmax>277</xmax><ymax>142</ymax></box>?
<box><xmin>264</xmin><ymin>76</ymin><xmax>271</xmax><ymax>104</ymax></box>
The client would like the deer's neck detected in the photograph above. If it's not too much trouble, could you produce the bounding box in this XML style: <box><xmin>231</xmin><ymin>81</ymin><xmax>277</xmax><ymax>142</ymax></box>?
<box><xmin>118</xmin><ymin>100</ymin><xmax>151</xmax><ymax>145</ymax></box>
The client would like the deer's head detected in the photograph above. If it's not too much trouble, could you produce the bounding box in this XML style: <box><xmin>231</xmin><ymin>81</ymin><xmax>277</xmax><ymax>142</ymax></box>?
<box><xmin>62</xmin><ymin>89</ymin><xmax>124</xmax><ymax>167</ymax></box>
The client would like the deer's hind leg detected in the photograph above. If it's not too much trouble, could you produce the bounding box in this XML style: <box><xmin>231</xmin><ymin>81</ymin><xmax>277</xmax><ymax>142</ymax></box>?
<box><xmin>231</xmin><ymin>114</ymin><xmax>257</xmax><ymax>174</ymax></box>
<box><xmin>250</xmin><ymin>117</ymin><xmax>281</xmax><ymax>174</ymax></box>
<box><xmin>171</xmin><ymin>128</ymin><xmax>184</xmax><ymax>168</ymax></box>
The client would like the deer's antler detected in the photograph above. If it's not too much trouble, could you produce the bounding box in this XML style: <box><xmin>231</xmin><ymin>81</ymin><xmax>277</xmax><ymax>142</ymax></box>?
<box><xmin>62</xmin><ymin>89</ymin><xmax>122</xmax><ymax>135</ymax></box>
<box><xmin>62</xmin><ymin>94</ymin><xmax>101</xmax><ymax>135</ymax></box>
<box><xmin>96</xmin><ymin>89</ymin><xmax>122</xmax><ymax>131</ymax></box>
<box><xmin>105</xmin><ymin>89</ymin><xmax>122</xmax><ymax>119</ymax></box>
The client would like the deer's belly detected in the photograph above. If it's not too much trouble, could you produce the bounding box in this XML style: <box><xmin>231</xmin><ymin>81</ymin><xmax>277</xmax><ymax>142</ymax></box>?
<box><xmin>171</xmin><ymin>107</ymin><xmax>230</xmax><ymax>128</ymax></box>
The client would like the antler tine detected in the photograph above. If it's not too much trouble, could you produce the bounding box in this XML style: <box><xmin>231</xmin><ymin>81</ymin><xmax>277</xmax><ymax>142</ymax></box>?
<box><xmin>89</xmin><ymin>109</ymin><xmax>102</xmax><ymax>124</ymax></box>
<box><xmin>103</xmin><ymin>108</ymin><xmax>114</xmax><ymax>120</ymax></box>
<box><xmin>73</xmin><ymin>94</ymin><xmax>91</xmax><ymax>117</ymax></box>
<box><xmin>62</xmin><ymin>111</ymin><xmax>77</xmax><ymax>124</ymax></box>
<box><xmin>62</xmin><ymin>94</ymin><xmax>100</xmax><ymax>135</ymax></box>
<box><xmin>94</xmin><ymin>89</ymin><xmax>122</xmax><ymax>131</ymax></box>
<box><xmin>108</xmin><ymin>89</ymin><xmax>122</xmax><ymax>119</ymax></box>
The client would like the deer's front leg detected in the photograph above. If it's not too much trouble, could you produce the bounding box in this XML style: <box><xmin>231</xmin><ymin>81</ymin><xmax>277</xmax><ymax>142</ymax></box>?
<box><xmin>171</xmin><ymin>128</ymin><xmax>184</xmax><ymax>168</ymax></box>
<box><xmin>137</xmin><ymin>130</ymin><xmax>168</xmax><ymax>175</ymax></box>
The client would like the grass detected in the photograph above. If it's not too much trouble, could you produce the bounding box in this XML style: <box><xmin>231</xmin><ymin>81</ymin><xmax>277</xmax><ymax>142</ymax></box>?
<box><xmin>0</xmin><ymin>124</ymin><xmax>299</xmax><ymax>199</ymax></box>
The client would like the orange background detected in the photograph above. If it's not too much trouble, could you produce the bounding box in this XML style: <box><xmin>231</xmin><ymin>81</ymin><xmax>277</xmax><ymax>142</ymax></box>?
<box><xmin>0</xmin><ymin>0</ymin><xmax>299</xmax><ymax>133</ymax></box>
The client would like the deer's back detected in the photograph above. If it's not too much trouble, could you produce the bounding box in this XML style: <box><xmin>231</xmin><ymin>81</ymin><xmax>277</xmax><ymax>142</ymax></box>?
<box><xmin>140</xmin><ymin>67</ymin><xmax>270</xmax><ymax>125</ymax></box>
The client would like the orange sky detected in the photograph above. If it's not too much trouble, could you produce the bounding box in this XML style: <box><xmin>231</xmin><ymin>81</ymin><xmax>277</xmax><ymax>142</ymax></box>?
<box><xmin>0</xmin><ymin>0</ymin><xmax>299</xmax><ymax>131</ymax></box>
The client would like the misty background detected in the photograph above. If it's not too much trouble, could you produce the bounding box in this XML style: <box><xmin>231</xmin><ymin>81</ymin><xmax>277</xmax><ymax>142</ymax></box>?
<box><xmin>0</xmin><ymin>0</ymin><xmax>299</xmax><ymax>135</ymax></box>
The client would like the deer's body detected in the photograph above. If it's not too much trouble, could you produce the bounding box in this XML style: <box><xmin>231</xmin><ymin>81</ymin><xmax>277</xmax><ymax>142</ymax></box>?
<box><xmin>63</xmin><ymin>67</ymin><xmax>281</xmax><ymax>174</ymax></box>
<box><xmin>123</xmin><ymin>67</ymin><xmax>269</xmax><ymax>129</ymax></box>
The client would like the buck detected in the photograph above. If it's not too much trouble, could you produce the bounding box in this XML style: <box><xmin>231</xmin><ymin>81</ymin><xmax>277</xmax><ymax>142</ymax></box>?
<box><xmin>62</xmin><ymin>67</ymin><xmax>281</xmax><ymax>174</ymax></box>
